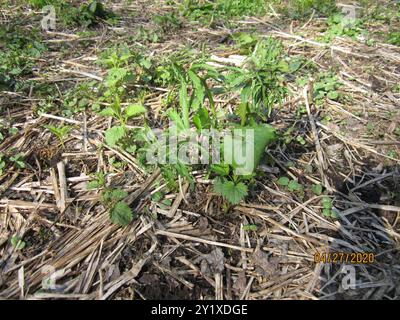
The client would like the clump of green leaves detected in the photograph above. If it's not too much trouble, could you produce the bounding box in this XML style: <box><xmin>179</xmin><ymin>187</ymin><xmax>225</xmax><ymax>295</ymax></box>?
<box><xmin>153</xmin><ymin>12</ymin><xmax>182</xmax><ymax>32</ymax></box>
<box><xmin>212</xmin><ymin>124</ymin><xmax>276</xmax><ymax>206</ymax></box>
<box><xmin>277</xmin><ymin>176</ymin><xmax>304</xmax><ymax>195</ymax></box>
<box><xmin>10</xmin><ymin>153</ymin><xmax>25</xmax><ymax>169</ymax></box>
<box><xmin>11</xmin><ymin>235</ymin><xmax>26</xmax><ymax>250</ymax></box>
<box><xmin>313</xmin><ymin>73</ymin><xmax>342</xmax><ymax>103</ymax></box>
<box><xmin>0</xmin><ymin>26</ymin><xmax>46</xmax><ymax>90</ymax></box>
<box><xmin>214</xmin><ymin>177</ymin><xmax>248</xmax><ymax>205</ymax></box>
<box><xmin>226</xmin><ymin>38</ymin><xmax>288</xmax><ymax>121</ymax></box>
<box><xmin>312</xmin><ymin>184</ymin><xmax>323</xmax><ymax>196</ymax></box>
<box><xmin>87</xmin><ymin>172</ymin><xmax>107</xmax><ymax>190</ymax></box>
<box><xmin>100</xmin><ymin>100</ymin><xmax>146</xmax><ymax>147</ymax></box>
<box><xmin>44</xmin><ymin>125</ymin><xmax>71</xmax><ymax>147</ymax></box>
<box><xmin>180</xmin><ymin>0</ymin><xmax>267</xmax><ymax>25</ymax></box>
<box><xmin>96</xmin><ymin>45</ymin><xmax>150</xmax><ymax>148</ymax></box>
<box><xmin>63</xmin><ymin>82</ymin><xmax>96</xmax><ymax>116</ymax></box>
<box><xmin>387</xmin><ymin>31</ymin><xmax>400</xmax><ymax>46</ymax></box>
<box><xmin>321</xmin><ymin>13</ymin><xmax>366</xmax><ymax>43</ymax></box>
<box><xmin>29</xmin><ymin>0</ymin><xmax>113</xmax><ymax>28</ymax></box>
<box><xmin>321</xmin><ymin>196</ymin><xmax>338</xmax><ymax>218</ymax></box>
<box><xmin>278</xmin><ymin>0</ymin><xmax>338</xmax><ymax>21</ymax></box>
<box><xmin>100</xmin><ymin>188</ymin><xmax>134</xmax><ymax>226</ymax></box>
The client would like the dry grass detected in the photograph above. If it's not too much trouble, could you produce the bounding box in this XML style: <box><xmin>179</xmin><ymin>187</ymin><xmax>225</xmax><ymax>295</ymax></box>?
<box><xmin>0</xmin><ymin>0</ymin><xmax>399</xmax><ymax>300</ymax></box>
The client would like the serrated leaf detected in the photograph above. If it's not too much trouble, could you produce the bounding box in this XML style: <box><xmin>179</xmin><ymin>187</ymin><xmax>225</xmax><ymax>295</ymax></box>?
<box><xmin>125</xmin><ymin>104</ymin><xmax>146</xmax><ymax>119</ymax></box>
<box><xmin>109</xmin><ymin>201</ymin><xmax>133</xmax><ymax>226</ymax></box>
<box><xmin>105</xmin><ymin>125</ymin><xmax>126</xmax><ymax>147</ymax></box>
<box><xmin>210</xmin><ymin>164</ymin><xmax>230</xmax><ymax>176</ymax></box>
<box><xmin>214</xmin><ymin>180</ymin><xmax>248</xmax><ymax>205</ymax></box>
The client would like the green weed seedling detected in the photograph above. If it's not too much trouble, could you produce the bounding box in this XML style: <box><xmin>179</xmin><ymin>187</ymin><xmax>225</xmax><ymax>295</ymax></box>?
<box><xmin>0</xmin><ymin>154</ymin><xmax>6</xmax><ymax>176</ymax></box>
<box><xmin>278</xmin><ymin>0</ymin><xmax>337</xmax><ymax>21</ymax></box>
<box><xmin>44</xmin><ymin>125</ymin><xmax>71</xmax><ymax>147</ymax></box>
<box><xmin>11</xmin><ymin>235</ymin><xmax>26</xmax><ymax>250</ymax></box>
<box><xmin>100</xmin><ymin>188</ymin><xmax>135</xmax><ymax>226</ymax></box>
<box><xmin>322</xmin><ymin>196</ymin><xmax>338</xmax><ymax>218</ymax></box>
<box><xmin>277</xmin><ymin>176</ymin><xmax>304</xmax><ymax>196</ymax></box>
<box><xmin>10</xmin><ymin>153</ymin><xmax>25</xmax><ymax>169</ymax></box>
<box><xmin>226</xmin><ymin>38</ymin><xmax>288</xmax><ymax>121</ymax></box>
<box><xmin>87</xmin><ymin>172</ymin><xmax>107</xmax><ymax>190</ymax></box>
<box><xmin>99</xmin><ymin>98</ymin><xmax>146</xmax><ymax>147</ymax></box>
<box><xmin>314</xmin><ymin>73</ymin><xmax>342</xmax><ymax>103</ymax></box>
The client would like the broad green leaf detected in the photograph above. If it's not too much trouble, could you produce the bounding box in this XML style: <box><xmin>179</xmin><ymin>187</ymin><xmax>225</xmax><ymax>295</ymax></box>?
<box><xmin>322</xmin><ymin>208</ymin><xmax>331</xmax><ymax>217</ymax></box>
<box><xmin>322</xmin><ymin>197</ymin><xmax>332</xmax><ymax>209</ymax></box>
<box><xmin>125</xmin><ymin>104</ymin><xmax>146</xmax><ymax>119</ymax></box>
<box><xmin>277</xmin><ymin>177</ymin><xmax>290</xmax><ymax>186</ymax></box>
<box><xmin>223</xmin><ymin>124</ymin><xmax>276</xmax><ymax>175</ymax></box>
<box><xmin>109</xmin><ymin>201</ymin><xmax>133</xmax><ymax>226</ymax></box>
<box><xmin>11</xmin><ymin>235</ymin><xmax>25</xmax><ymax>250</ymax></box>
<box><xmin>312</xmin><ymin>184</ymin><xmax>323</xmax><ymax>196</ymax></box>
<box><xmin>214</xmin><ymin>180</ymin><xmax>248</xmax><ymax>205</ymax></box>
<box><xmin>98</xmin><ymin>107</ymin><xmax>115</xmax><ymax>117</ymax></box>
<box><xmin>105</xmin><ymin>125</ymin><xmax>126</xmax><ymax>147</ymax></box>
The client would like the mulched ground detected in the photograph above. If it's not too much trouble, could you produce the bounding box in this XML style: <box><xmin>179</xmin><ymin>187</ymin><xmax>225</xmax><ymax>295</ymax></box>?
<box><xmin>0</xmin><ymin>0</ymin><xmax>399</xmax><ymax>300</ymax></box>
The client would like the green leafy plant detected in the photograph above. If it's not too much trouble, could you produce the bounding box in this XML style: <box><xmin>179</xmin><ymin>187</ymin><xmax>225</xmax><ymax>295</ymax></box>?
<box><xmin>180</xmin><ymin>0</ymin><xmax>267</xmax><ymax>25</ymax></box>
<box><xmin>100</xmin><ymin>100</ymin><xmax>147</xmax><ymax>147</ymax></box>
<box><xmin>29</xmin><ymin>0</ymin><xmax>113</xmax><ymax>28</ymax></box>
<box><xmin>87</xmin><ymin>172</ymin><xmax>107</xmax><ymax>190</ymax></box>
<box><xmin>277</xmin><ymin>176</ymin><xmax>304</xmax><ymax>195</ymax></box>
<box><xmin>278</xmin><ymin>0</ymin><xmax>338</xmax><ymax>21</ymax></box>
<box><xmin>0</xmin><ymin>26</ymin><xmax>46</xmax><ymax>90</ymax></box>
<box><xmin>214</xmin><ymin>177</ymin><xmax>248</xmax><ymax>205</ymax></box>
<box><xmin>153</xmin><ymin>12</ymin><xmax>182</xmax><ymax>32</ymax></box>
<box><xmin>322</xmin><ymin>196</ymin><xmax>338</xmax><ymax>218</ymax></box>
<box><xmin>44</xmin><ymin>125</ymin><xmax>72</xmax><ymax>147</ymax></box>
<box><xmin>100</xmin><ymin>188</ymin><xmax>134</xmax><ymax>226</ymax></box>
<box><xmin>312</xmin><ymin>184</ymin><xmax>323</xmax><ymax>196</ymax></box>
<box><xmin>313</xmin><ymin>73</ymin><xmax>342</xmax><ymax>103</ymax></box>
<box><xmin>321</xmin><ymin>13</ymin><xmax>366</xmax><ymax>43</ymax></box>
<box><xmin>212</xmin><ymin>124</ymin><xmax>276</xmax><ymax>206</ymax></box>
<box><xmin>0</xmin><ymin>153</ymin><xmax>6</xmax><ymax>176</ymax></box>
<box><xmin>11</xmin><ymin>235</ymin><xmax>26</xmax><ymax>250</ymax></box>
<box><xmin>226</xmin><ymin>38</ymin><xmax>288</xmax><ymax>121</ymax></box>
<box><xmin>10</xmin><ymin>153</ymin><xmax>25</xmax><ymax>169</ymax></box>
